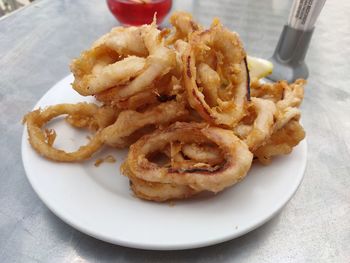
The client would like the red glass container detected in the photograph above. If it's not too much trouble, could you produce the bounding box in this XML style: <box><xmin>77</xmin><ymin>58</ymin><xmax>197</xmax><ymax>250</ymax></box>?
<box><xmin>107</xmin><ymin>0</ymin><xmax>172</xmax><ymax>26</ymax></box>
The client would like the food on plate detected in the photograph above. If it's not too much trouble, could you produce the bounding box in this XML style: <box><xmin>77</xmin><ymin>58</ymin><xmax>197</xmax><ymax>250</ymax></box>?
<box><xmin>101</xmin><ymin>100</ymin><xmax>188</xmax><ymax>147</ymax></box>
<box><xmin>166</xmin><ymin>11</ymin><xmax>202</xmax><ymax>45</ymax></box>
<box><xmin>254</xmin><ymin>120</ymin><xmax>305</xmax><ymax>164</ymax></box>
<box><xmin>23</xmin><ymin>12</ymin><xmax>306</xmax><ymax>202</ymax></box>
<box><xmin>23</xmin><ymin>103</ymin><xmax>106</xmax><ymax>162</ymax></box>
<box><xmin>233</xmin><ymin>97</ymin><xmax>276</xmax><ymax>151</ymax></box>
<box><xmin>184</xmin><ymin>19</ymin><xmax>249</xmax><ymax>127</ymax></box>
<box><xmin>125</xmin><ymin>122</ymin><xmax>252</xmax><ymax>193</ymax></box>
<box><xmin>94</xmin><ymin>155</ymin><xmax>116</xmax><ymax>167</ymax></box>
<box><xmin>71</xmin><ymin>22</ymin><xmax>177</xmax><ymax>100</ymax></box>
<box><xmin>126</xmin><ymin>174</ymin><xmax>199</xmax><ymax>202</ymax></box>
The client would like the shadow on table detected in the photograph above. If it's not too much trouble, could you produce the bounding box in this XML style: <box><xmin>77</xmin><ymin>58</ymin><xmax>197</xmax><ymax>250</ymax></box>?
<box><xmin>45</xmin><ymin>208</ymin><xmax>283</xmax><ymax>262</ymax></box>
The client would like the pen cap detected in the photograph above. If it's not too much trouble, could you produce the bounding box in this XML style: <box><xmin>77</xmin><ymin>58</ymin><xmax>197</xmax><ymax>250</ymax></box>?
<box><xmin>268</xmin><ymin>25</ymin><xmax>314</xmax><ymax>82</ymax></box>
<box><xmin>267</xmin><ymin>0</ymin><xmax>326</xmax><ymax>82</ymax></box>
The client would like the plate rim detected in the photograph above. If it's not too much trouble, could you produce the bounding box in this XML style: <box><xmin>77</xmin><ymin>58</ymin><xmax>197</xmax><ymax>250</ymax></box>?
<box><xmin>21</xmin><ymin>74</ymin><xmax>308</xmax><ymax>250</ymax></box>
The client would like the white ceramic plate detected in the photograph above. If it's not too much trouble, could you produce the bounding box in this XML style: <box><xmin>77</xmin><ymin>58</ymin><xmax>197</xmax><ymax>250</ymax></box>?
<box><xmin>22</xmin><ymin>75</ymin><xmax>307</xmax><ymax>250</ymax></box>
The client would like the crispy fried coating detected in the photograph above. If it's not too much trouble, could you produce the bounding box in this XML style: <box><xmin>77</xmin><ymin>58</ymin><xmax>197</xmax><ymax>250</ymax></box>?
<box><xmin>23</xmin><ymin>12</ymin><xmax>307</xmax><ymax>202</ymax></box>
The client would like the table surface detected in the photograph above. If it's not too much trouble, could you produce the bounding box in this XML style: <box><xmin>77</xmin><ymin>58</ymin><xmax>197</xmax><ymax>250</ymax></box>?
<box><xmin>1</xmin><ymin>0</ymin><xmax>349</xmax><ymax>262</ymax></box>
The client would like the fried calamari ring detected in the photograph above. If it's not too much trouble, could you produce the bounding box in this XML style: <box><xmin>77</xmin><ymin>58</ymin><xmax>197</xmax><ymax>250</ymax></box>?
<box><xmin>250</xmin><ymin>79</ymin><xmax>305</xmax><ymax>131</ymax></box>
<box><xmin>71</xmin><ymin>26</ymin><xmax>150</xmax><ymax>96</ymax></box>
<box><xmin>122</xmin><ymin>163</ymin><xmax>199</xmax><ymax>202</ymax></box>
<box><xmin>197</xmin><ymin>63</ymin><xmax>220</xmax><ymax>107</ymax></box>
<box><xmin>125</xmin><ymin>122</ymin><xmax>253</xmax><ymax>193</ymax></box>
<box><xmin>275</xmin><ymin>107</ymin><xmax>301</xmax><ymax>131</ymax></box>
<box><xmin>95</xmin><ymin>87</ymin><xmax>158</xmax><ymax>110</ymax></box>
<box><xmin>250</xmin><ymin>79</ymin><xmax>284</xmax><ymax>102</ymax></box>
<box><xmin>161</xmin><ymin>142</ymin><xmax>224</xmax><ymax>171</ymax></box>
<box><xmin>72</xmin><ymin>56</ymin><xmax>147</xmax><ymax>96</ymax></box>
<box><xmin>129</xmin><ymin>176</ymin><xmax>199</xmax><ymax>202</ymax></box>
<box><xmin>166</xmin><ymin>11</ymin><xmax>202</xmax><ymax>45</ymax></box>
<box><xmin>94</xmin><ymin>73</ymin><xmax>181</xmax><ymax>110</ymax></box>
<box><xmin>101</xmin><ymin>101</ymin><xmax>188</xmax><ymax>148</ymax></box>
<box><xmin>93</xmin><ymin>26</ymin><xmax>148</xmax><ymax>57</ymax></box>
<box><xmin>23</xmin><ymin>103</ymin><xmax>104</xmax><ymax>162</ymax></box>
<box><xmin>254</xmin><ymin>120</ymin><xmax>305</xmax><ymax>164</ymax></box>
<box><xmin>181</xmin><ymin>143</ymin><xmax>223</xmax><ymax>165</ymax></box>
<box><xmin>115</xmin><ymin>22</ymin><xmax>177</xmax><ymax>99</ymax></box>
<box><xmin>171</xmin><ymin>39</ymin><xmax>190</xmax><ymax>79</ymax></box>
<box><xmin>273</xmin><ymin>79</ymin><xmax>305</xmax><ymax>130</ymax></box>
<box><xmin>276</xmin><ymin>79</ymin><xmax>305</xmax><ymax>109</ymax></box>
<box><xmin>71</xmin><ymin>22</ymin><xmax>177</xmax><ymax>98</ymax></box>
<box><xmin>184</xmin><ymin>20</ymin><xmax>249</xmax><ymax>127</ymax></box>
<box><xmin>246</xmin><ymin>79</ymin><xmax>305</xmax><ymax>164</ymax></box>
<box><xmin>66</xmin><ymin>105</ymin><xmax>119</xmax><ymax>131</ymax></box>
<box><xmin>234</xmin><ymin>97</ymin><xmax>276</xmax><ymax>151</ymax></box>
<box><xmin>250</xmin><ymin>79</ymin><xmax>305</xmax><ymax>106</ymax></box>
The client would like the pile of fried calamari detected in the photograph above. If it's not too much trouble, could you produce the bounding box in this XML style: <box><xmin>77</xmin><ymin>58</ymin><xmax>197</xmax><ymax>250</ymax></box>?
<box><xmin>23</xmin><ymin>12</ymin><xmax>306</xmax><ymax>202</ymax></box>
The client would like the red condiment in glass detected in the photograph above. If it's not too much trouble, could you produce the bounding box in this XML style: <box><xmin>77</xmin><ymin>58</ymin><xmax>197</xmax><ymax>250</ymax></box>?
<box><xmin>107</xmin><ymin>0</ymin><xmax>172</xmax><ymax>26</ymax></box>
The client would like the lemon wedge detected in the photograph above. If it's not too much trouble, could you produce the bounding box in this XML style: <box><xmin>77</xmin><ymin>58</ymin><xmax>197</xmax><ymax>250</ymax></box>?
<box><xmin>247</xmin><ymin>56</ymin><xmax>273</xmax><ymax>80</ymax></box>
